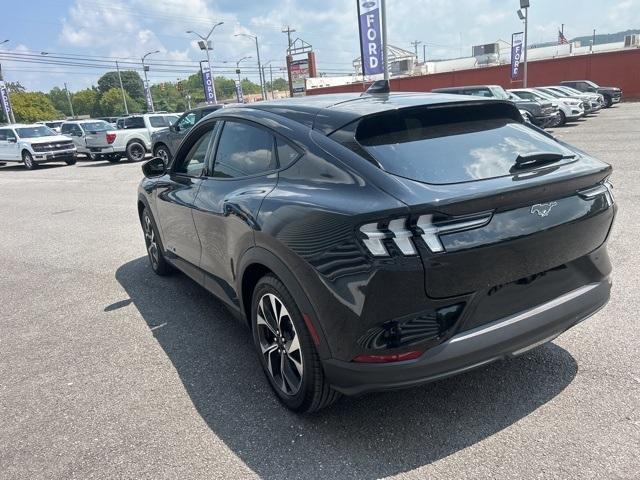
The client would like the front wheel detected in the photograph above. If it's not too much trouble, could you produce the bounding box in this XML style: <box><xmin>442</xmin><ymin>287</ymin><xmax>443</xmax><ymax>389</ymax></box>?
<box><xmin>65</xmin><ymin>156</ymin><xmax>77</xmax><ymax>165</ymax></box>
<box><xmin>252</xmin><ymin>275</ymin><xmax>340</xmax><ymax>412</ymax></box>
<box><xmin>604</xmin><ymin>96</ymin><xmax>613</xmax><ymax>108</ymax></box>
<box><xmin>558</xmin><ymin>110</ymin><xmax>566</xmax><ymax>126</ymax></box>
<box><xmin>153</xmin><ymin>144</ymin><xmax>172</xmax><ymax>163</ymax></box>
<box><xmin>141</xmin><ymin>209</ymin><xmax>172</xmax><ymax>275</ymax></box>
<box><xmin>22</xmin><ymin>151</ymin><xmax>37</xmax><ymax>170</ymax></box>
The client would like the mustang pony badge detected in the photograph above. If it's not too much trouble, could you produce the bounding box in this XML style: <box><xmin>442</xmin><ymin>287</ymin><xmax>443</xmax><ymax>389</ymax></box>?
<box><xmin>531</xmin><ymin>202</ymin><xmax>558</xmax><ymax>217</ymax></box>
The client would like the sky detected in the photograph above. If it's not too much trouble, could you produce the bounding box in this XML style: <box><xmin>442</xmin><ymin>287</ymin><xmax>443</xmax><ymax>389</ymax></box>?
<box><xmin>1</xmin><ymin>0</ymin><xmax>639</xmax><ymax>92</ymax></box>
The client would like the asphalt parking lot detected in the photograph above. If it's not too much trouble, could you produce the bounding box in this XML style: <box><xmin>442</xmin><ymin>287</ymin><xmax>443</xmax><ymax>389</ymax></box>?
<box><xmin>1</xmin><ymin>103</ymin><xmax>639</xmax><ymax>480</ymax></box>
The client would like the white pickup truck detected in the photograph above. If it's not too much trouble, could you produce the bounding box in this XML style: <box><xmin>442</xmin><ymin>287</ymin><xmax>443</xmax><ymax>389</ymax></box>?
<box><xmin>0</xmin><ymin>124</ymin><xmax>76</xmax><ymax>169</ymax></box>
<box><xmin>88</xmin><ymin>113</ymin><xmax>178</xmax><ymax>163</ymax></box>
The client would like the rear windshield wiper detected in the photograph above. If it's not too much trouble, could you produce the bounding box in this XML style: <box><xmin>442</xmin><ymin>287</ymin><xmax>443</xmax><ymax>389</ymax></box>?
<box><xmin>512</xmin><ymin>152</ymin><xmax>576</xmax><ymax>170</ymax></box>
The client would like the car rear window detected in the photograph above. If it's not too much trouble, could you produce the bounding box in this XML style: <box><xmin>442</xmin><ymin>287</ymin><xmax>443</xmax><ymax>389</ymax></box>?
<box><xmin>355</xmin><ymin>104</ymin><xmax>574</xmax><ymax>185</ymax></box>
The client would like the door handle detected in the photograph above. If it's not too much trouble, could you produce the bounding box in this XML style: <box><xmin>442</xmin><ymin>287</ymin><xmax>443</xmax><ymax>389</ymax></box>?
<box><xmin>223</xmin><ymin>202</ymin><xmax>259</xmax><ymax>230</ymax></box>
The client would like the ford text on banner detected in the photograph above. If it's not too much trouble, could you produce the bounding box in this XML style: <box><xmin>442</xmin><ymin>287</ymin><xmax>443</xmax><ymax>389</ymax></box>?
<box><xmin>234</xmin><ymin>79</ymin><xmax>244</xmax><ymax>103</ymax></box>
<box><xmin>357</xmin><ymin>0</ymin><xmax>384</xmax><ymax>76</ymax></box>
<box><xmin>143</xmin><ymin>80</ymin><xmax>154</xmax><ymax>111</ymax></box>
<box><xmin>200</xmin><ymin>61</ymin><xmax>215</xmax><ymax>103</ymax></box>
<box><xmin>0</xmin><ymin>81</ymin><xmax>13</xmax><ymax>121</ymax></box>
<box><xmin>511</xmin><ymin>32</ymin><xmax>525</xmax><ymax>81</ymax></box>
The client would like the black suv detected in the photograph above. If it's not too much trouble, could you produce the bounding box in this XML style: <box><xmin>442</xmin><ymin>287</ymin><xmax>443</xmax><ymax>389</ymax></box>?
<box><xmin>560</xmin><ymin>80</ymin><xmax>622</xmax><ymax>107</ymax></box>
<box><xmin>138</xmin><ymin>93</ymin><xmax>615</xmax><ymax>412</ymax></box>
<box><xmin>151</xmin><ymin>105</ymin><xmax>223</xmax><ymax>162</ymax></box>
<box><xmin>431</xmin><ymin>85</ymin><xmax>560</xmax><ymax>127</ymax></box>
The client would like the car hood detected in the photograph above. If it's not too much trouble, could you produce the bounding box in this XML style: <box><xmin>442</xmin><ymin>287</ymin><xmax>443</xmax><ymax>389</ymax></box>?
<box><xmin>26</xmin><ymin>135</ymin><xmax>73</xmax><ymax>143</ymax></box>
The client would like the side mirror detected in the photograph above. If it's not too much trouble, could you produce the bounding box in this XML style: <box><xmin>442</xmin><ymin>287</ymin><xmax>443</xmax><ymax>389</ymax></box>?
<box><xmin>142</xmin><ymin>157</ymin><xmax>167</xmax><ymax>177</ymax></box>
<box><xmin>173</xmin><ymin>124</ymin><xmax>180</xmax><ymax>133</ymax></box>
<box><xmin>8</xmin><ymin>137</ymin><xmax>17</xmax><ymax>143</ymax></box>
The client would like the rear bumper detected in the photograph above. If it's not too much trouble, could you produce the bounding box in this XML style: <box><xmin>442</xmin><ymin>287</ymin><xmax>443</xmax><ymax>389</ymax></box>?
<box><xmin>88</xmin><ymin>146</ymin><xmax>115</xmax><ymax>154</ymax></box>
<box><xmin>323</xmin><ymin>279</ymin><xmax>611</xmax><ymax>396</ymax></box>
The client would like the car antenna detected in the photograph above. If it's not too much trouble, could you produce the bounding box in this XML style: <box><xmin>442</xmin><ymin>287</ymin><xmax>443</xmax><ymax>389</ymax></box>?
<box><xmin>362</xmin><ymin>79</ymin><xmax>391</xmax><ymax>96</ymax></box>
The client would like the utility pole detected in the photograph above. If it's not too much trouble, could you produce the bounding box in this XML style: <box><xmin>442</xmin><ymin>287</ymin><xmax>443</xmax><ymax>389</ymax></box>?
<box><xmin>235</xmin><ymin>33</ymin><xmax>266</xmax><ymax>100</ymax></box>
<box><xmin>64</xmin><ymin>82</ymin><xmax>75</xmax><ymax>119</ymax></box>
<box><xmin>0</xmin><ymin>39</ymin><xmax>16</xmax><ymax>123</ymax></box>
<box><xmin>281</xmin><ymin>25</ymin><xmax>296</xmax><ymax>52</ymax></box>
<box><xmin>592</xmin><ymin>29</ymin><xmax>596</xmax><ymax>52</ymax></box>
<box><xmin>115</xmin><ymin>60</ymin><xmax>129</xmax><ymax>115</ymax></box>
<box><xmin>381</xmin><ymin>0</ymin><xmax>389</xmax><ymax>82</ymax></box>
<box><xmin>517</xmin><ymin>1</ymin><xmax>530</xmax><ymax>88</ymax></box>
<box><xmin>269</xmin><ymin>64</ymin><xmax>274</xmax><ymax>99</ymax></box>
<box><xmin>410</xmin><ymin>40</ymin><xmax>422</xmax><ymax>63</ymax></box>
<box><xmin>423</xmin><ymin>44</ymin><xmax>426</xmax><ymax>63</ymax></box>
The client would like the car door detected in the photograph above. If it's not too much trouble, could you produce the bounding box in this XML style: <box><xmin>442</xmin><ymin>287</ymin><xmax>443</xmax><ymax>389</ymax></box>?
<box><xmin>192</xmin><ymin>119</ymin><xmax>283</xmax><ymax>306</ymax></box>
<box><xmin>153</xmin><ymin>121</ymin><xmax>217</xmax><ymax>282</ymax></box>
<box><xmin>0</xmin><ymin>128</ymin><xmax>19</xmax><ymax>161</ymax></box>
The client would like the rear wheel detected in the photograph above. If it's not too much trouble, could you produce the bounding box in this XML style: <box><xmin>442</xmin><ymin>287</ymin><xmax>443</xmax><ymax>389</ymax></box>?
<box><xmin>252</xmin><ymin>275</ymin><xmax>340</xmax><ymax>412</ymax></box>
<box><xmin>126</xmin><ymin>141</ymin><xmax>146</xmax><ymax>162</ymax></box>
<box><xmin>65</xmin><ymin>156</ymin><xmax>77</xmax><ymax>165</ymax></box>
<box><xmin>22</xmin><ymin>151</ymin><xmax>37</xmax><ymax>170</ymax></box>
<box><xmin>141</xmin><ymin>208</ymin><xmax>171</xmax><ymax>275</ymax></box>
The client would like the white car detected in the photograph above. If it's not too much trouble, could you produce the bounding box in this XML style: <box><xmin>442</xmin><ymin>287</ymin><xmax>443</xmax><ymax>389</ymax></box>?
<box><xmin>60</xmin><ymin>120</ymin><xmax>117</xmax><ymax>161</ymax></box>
<box><xmin>0</xmin><ymin>124</ymin><xmax>76</xmax><ymax>170</ymax></box>
<box><xmin>509</xmin><ymin>88</ymin><xmax>584</xmax><ymax>125</ymax></box>
<box><xmin>95</xmin><ymin>114</ymin><xmax>179</xmax><ymax>163</ymax></box>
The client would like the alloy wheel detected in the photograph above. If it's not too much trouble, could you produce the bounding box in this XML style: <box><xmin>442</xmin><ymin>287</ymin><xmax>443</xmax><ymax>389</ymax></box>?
<box><xmin>156</xmin><ymin>146</ymin><xmax>169</xmax><ymax>163</ymax></box>
<box><xmin>256</xmin><ymin>293</ymin><xmax>304</xmax><ymax>395</ymax></box>
<box><xmin>143</xmin><ymin>213</ymin><xmax>159</xmax><ymax>269</ymax></box>
<box><xmin>130</xmin><ymin>144</ymin><xmax>145</xmax><ymax>161</ymax></box>
<box><xmin>23</xmin><ymin>153</ymin><xmax>34</xmax><ymax>169</ymax></box>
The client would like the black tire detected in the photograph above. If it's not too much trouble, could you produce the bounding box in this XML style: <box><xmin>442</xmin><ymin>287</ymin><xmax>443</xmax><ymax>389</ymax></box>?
<box><xmin>126</xmin><ymin>141</ymin><xmax>146</xmax><ymax>162</ymax></box>
<box><xmin>22</xmin><ymin>151</ymin><xmax>37</xmax><ymax>170</ymax></box>
<box><xmin>107</xmin><ymin>154</ymin><xmax>121</xmax><ymax>163</ymax></box>
<box><xmin>558</xmin><ymin>110</ymin><xmax>566</xmax><ymax>126</ymax></box>
<box><xmin>153</xmin><ymin>143</ymin><xmax>172</xmax><ymax>163</ymax></box>
<box><xmin>251</xmin><ymin>274</ymin><xmax>340</xmax><ymax>413</ymax></box>
<box><xmin>0</xmin><ymin>162</ymin><xmax>6</xmax><ymax>166</ymax></box>
<box><xmin>604</xmin><ymin>96</ymin><xmax>613</xmax><ymax>108</ymax></box>
<box><xmin>65</xmin><ymin>156</ymin><xmax>77</xmax><ymax>165</ymax></box>
<box><xmin>141</xmin><ymin>208</ymin><xmax>172</xmax><ymax>275</ymax></box>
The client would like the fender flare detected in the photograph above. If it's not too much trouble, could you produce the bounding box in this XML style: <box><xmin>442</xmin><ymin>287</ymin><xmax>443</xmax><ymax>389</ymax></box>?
<box><xmin>237</xmin><ymin>246</ymin><xmax>333</xmax><ymax>359</ymax></box>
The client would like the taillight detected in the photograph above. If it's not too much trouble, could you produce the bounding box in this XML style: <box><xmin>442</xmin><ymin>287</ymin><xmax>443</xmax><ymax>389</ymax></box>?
<box><xmin>359</xmin><ymin>217</ymin><xmax>416</xmax><ymax>257</ymax></box>
<box><xmin>353</xmin><ymin>350</ymin><xmax>423</xmax><ymax>363</ymax></box>
<box><xmin>106</xmin><ymin>133</ymin><xmax>116</xmax><ymax>144</ymax></box>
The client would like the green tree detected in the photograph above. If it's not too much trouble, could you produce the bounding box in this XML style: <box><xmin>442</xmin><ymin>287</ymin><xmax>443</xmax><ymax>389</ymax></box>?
<box><xmin>6</xmin><ymin>81</ymin><xmax>26</xmax><ymax>93</ymax></box>
<box><xmin>10</xmin><ymin>91</ymin><xmax>61</xmax><ymax>122</ymax></box>
<box><xmin>241</xmin><ymin>78</ymin><xmax>261</xmax><ymax>95</ymax></box>
<box><xmin>72</xmin><ymin>87</ymin><xmax>101</xmax><ymax>117</ymax></box>
<box><xmin>266</xmin><ymin>77</ymin><xmax>288</xmax><ymax>91</ymax></box>
<box><xmin>48</xmin><ymin>87</ymin><xmax>72</xmax><ymax>117</ymax></box>
<box><xmin>99</xmin><ymin>87</ymin><xmax>142</xmax><ymax>116</ymax></box>
<box><xmin>97</xmin><ymin>71</ymin><xmax>144</xmax><ymax>104</ymax></box>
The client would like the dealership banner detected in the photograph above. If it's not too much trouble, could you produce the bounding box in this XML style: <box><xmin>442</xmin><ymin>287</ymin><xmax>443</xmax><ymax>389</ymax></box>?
<box><xmin>143</xmin><ymin>80</ymin><xmax>154</xmax><ymax>111</ymax></box>
<box><xmin>511</xmin><ymin>32</ymin><xmax>524</xmax><ymax>80</ymax></box>
<box><xmin>0</xmin><ymin>81</ymin><xmax>13</xmax><ymax>122</ymax></box>
<box><xmin>200</xmin><ymin>61</ymin><xmax>215</xmax><ymax>103</ymax></box>
<box><xmin>357</xmin><ymin>0</ymin><xmax>384</xmax><ymax>76</ymax></box>
<box><xmin>234</xmin><ymin>79</ymin><xmax>244</xmax><ymax>103</ymax></box>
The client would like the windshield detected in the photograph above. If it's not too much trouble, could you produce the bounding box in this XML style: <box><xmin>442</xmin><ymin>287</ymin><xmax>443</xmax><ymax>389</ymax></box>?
<box><xmin>532</xmin><ymin>90</ymin><xmax>555</xmax><ymax>101</ymax></box>
<box><xmin>489</xmin><ymin>86</ymin><xmax>510</xmax><ymax>100</ymax></box>
<box><xmin>558</xmin><ymin>86</ymin><xmax>583</xmax><ymax>96</ymax></box>
<box><xmin>16</xmin><ymin>126</ymin><xmax>57</xmax><ymax>138</ymax></box>
<box><xmin>82</xmin><ymin>121</ymin><xmax>111</xmax><ymax>132</ymax></box>
<box><xmin>539</xmin><ymin>88</ymin><xmax>563</xmax><ymax>98</ymax></box>
<box><xmin>355</xmin><ymin>104</ymin><xmax>574</xmax><ymax>185</ymax></box>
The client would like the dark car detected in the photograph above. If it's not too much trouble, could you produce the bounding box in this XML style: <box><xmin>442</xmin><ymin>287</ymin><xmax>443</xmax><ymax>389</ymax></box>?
<box><xmin>431</xmin><ymin>85</ymin><xmax>560</xmax><ymax>128</ymax></box>
<box><xmin>137</xmin><ymin>92</ymin><xmax>615</xmax><ymax>412</ymax></box>
<box><xmin>560</xmin><ymin>80</ymin><xmax>622</xmax><ymax>107</ymax></box>
<box><xmin>151</xmin><ymin>105</ymin><xmax>223</xmax><ymax>162</ymax></box>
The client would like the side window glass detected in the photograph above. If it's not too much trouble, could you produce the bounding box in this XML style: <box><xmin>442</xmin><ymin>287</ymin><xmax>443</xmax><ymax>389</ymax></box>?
<box><xmin>177</xmin><ymin>113</ymin><xmax>196</xmax><ymax>130</ymax></box>
<box><xmin>60</xmin><ymin>124</ymin><xmax>70</xmax><ymax>134</ymax></box>
<box><xmin>173</xmin><ymin>126</ymin><xmax>215</xmax><ymax>176</ymax></box>
<box><xmin>0</xmin><ymin>129</ymin><xmax>7</xmax><ymax>141</ymax></box>
<box><xmin>276</xmin><ymin>138</ymin><xmax>300</xmax><ymax>169</ymax></box>
<box><xmin>212</xmin><ymin>122</ymin><xmax>276</xmax><ymax>179</ymax></box>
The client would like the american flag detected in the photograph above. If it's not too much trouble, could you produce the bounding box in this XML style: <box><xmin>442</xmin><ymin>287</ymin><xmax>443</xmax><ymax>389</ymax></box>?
<box><xmin>558</xmin><ymin>30</ymin><xmax>569</xmax><ymax>45</ymax></box>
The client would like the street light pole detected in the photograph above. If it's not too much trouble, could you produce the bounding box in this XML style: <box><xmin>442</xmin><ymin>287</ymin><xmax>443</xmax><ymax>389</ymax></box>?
<box><xmin>235</xmin><ymin>56</ymin><xmax>251</xmax><ymax>102</ymax></box>
<box><xmin>517</xmin><ymin>0</ymin><xmax>530</xmax><ymax>88</ymax></box>
<box><xmin>142</xmin><ymin>50</ymin><xmax>160</xmax><ymax>112</ymax></box>
<box><xmin>187</xmin><ymin>22</ymin><xmax>224</xmax><ymax>104</ymax></box>
<box><xmin>115</xmin><ymin>60</ymin><xmax>129</xmax><ymax>115</ymax></box>
<box><xmin>381</xmin><ymin>0</ymin><xmax>389</xmax><ymax>83</ymax></box>
<box><xmin>235</xmin><ymin>33</ymin><xmax>265</xmax><ymax>100</ymax></box>
<box><xmin>64</xmin><ymin>82</ymin><xmax>75</xmax><ymax>119</ymax></box>
<box><xmin>0</xmin><ymin>39</ymin><xmax>16</xmax><ymax>123</ymax></box>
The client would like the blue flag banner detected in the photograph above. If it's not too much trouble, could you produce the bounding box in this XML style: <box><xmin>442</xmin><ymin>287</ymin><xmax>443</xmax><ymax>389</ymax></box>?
<box><xmin>0</xmin><ymin>81</ymin><xmax>13</xmax><ymax>122</ymax></box>
<box><xmin>200</xmin><ymin>62</ymin><xmax>215</xmax><ymax>103</ymax></box>
<box><xmin>234</xmin><ymin>79</ymin><xmax>244</xmax><ymax>103</ymax></box>
<box><xmin>511</xmin><ymin>32</ymin><xmax>525</xmax><ymax>80</ymax></box>
<box><xmin>358</xmin><ymin>0</ymin><xmax>384</xmax><ymax>76</ymax></box>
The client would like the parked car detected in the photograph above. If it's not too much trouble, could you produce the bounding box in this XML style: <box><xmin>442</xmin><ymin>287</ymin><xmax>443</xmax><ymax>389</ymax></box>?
<box><xmin>535</xmin><ymin>87</ymin><xmax>594</xmax><ymax>114</ymax></box>
<box><xmin>151</xmin><ymin>105</ymin><xmax>223</xmax><ymax>162</ymax></box>
<box><xmin>60</xmin><ymin>120</ymin><xmax>118</xmax><ymax>161</ymax></box>
<box><xmin>97</xmin><ymin>117</ymin><xmax>118</xmax><ymax>127</ymax></box>
<box><xmin>137</xmin><ymin>93</ymin><xmax>615</xmax><ymax>412</ymax></box>
<box><xmin>431</xmin><ymin>85</ymin><xmax>560</xmax><ymax>128</ymax></box>
<box><xmin>0</xmin><ymin>124</ymin><xmax>76</xmax><ymax>169</ymax></box>
<box><xmin>509</xmin><ymin>88</ymin><xmax>584</xmax><ymax>125</ymax></box>
<box><xmin>91</xmin><ymin>114</ymin><xmax>179</xmax><ymax>163</ymax></box>
<box><xmin>560</xmin><ymin>80</ymin><xmax>622</xmax><ymax>107</ymax></box>
<box><xmin>547</xmin><ymin>85</ymin><xmax>604</xmax><ymax>112</ymax></box>
<box><xmin>36</xmin><ymin>120</ymin><xmax>65</xmax><ymax>133</ymax></box>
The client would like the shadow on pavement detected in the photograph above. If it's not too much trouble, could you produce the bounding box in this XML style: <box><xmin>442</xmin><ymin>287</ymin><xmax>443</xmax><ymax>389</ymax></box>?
<box><xmin>115</xmin><ymin>256</ymin><xmax>578</xmax><ymax>479</ymax></box>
